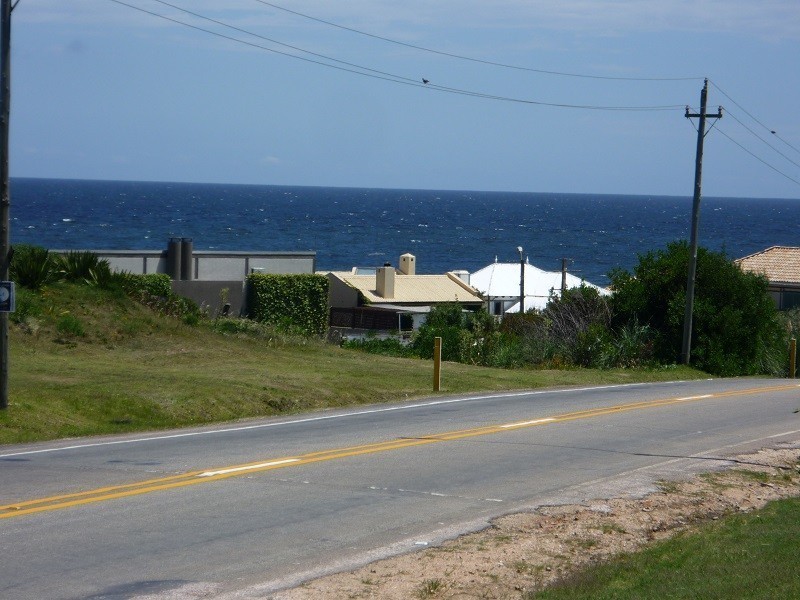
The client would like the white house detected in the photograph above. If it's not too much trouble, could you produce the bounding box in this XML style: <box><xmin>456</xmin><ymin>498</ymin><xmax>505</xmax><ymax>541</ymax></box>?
<box><xmin>469</xmin><ymin>258</ymin><xmax>610</xmax><ymax>315</ymax></box>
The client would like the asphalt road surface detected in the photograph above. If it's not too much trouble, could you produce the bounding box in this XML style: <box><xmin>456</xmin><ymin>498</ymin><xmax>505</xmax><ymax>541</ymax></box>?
<box><xmin>2</xmin><ymin>377</ymin><xmax>799</xmax><ymax>599</ymax></box>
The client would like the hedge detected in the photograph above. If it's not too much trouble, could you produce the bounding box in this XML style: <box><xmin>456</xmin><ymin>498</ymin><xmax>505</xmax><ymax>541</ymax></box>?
<box><xmin>246</xmin><ymin>274</ymin><xmax>329</xmax><ymax>336</ymax></box>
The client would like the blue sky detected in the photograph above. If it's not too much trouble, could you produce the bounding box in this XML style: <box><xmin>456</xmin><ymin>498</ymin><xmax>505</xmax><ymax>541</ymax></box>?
<box><xmin>8</xmin><ymin>0</ymin><xmax>800</xmax><ymax>198</ymax></box>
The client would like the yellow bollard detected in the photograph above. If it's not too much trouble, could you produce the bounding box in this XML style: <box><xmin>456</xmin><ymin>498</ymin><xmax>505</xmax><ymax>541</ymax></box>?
<box><xmin>433</xmin><ymin>336</ymin><xmax>442</xmax><ymax>392</ymax></box>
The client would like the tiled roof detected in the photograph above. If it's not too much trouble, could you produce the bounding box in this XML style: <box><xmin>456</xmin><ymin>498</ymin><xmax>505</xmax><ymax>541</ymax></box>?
<box><xmin>329</xmin><ymin>272</ymin><xmax>483</xmax><ymax>304</ymax></box>
<box><xmin>735</xmin><ymin>246</ymin><xmax>800</xmax><ymax>284</ymax></box>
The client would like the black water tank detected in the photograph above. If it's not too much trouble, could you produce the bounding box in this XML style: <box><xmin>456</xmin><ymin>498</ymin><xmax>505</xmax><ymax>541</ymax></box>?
<box><xmin>180</xmin><ymin>238</ymin><xmax>193</xmax><ymax>280</ymax></box>
<box><xmin>167</xmin><ymin>238</ymin><xmax>182</xmax><ymax>280</ymax></box>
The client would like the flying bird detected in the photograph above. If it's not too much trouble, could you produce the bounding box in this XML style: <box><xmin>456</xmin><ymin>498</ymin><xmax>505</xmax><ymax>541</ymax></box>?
<box><xmin>422</xmin><ymin>78</ymin><xmax>429</xmax><ymax>84</ymax></box>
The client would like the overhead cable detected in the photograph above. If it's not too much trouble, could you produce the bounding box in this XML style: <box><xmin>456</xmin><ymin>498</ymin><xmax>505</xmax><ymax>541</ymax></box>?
<box><xmin>253</xmin><ymin>0</ymin><xmax>702</xmax><ymax>83</ymax></box>
<box><xmin>710</xmin><ymin>80</ymin><xmax>800</xmax><ymax>158</ymax></box>
<box><xmin>724</xmin><ymin>108</ymin><xmax>800</xmax><ymax>170</ymax></box>
<box><xmin>107</xmin><ymin>0</ymin><xmax>685</xmax><ymax>112</ymax></box>
<box><xmin>716</xmin><ymin>126</ymin><xmax>800</xmax><ymax>187</ymax></box>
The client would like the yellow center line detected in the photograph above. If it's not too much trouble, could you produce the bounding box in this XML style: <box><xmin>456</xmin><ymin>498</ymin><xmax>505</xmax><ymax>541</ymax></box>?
<box><xmin>2</xmin><ymin>383</ymin><xmax>797</xmax><ymax>520</ymax></box>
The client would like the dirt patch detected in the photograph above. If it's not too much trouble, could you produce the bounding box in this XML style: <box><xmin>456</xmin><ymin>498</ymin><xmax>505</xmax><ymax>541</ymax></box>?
<box><xmin>273</xmin><ymin>444</ymin><xmax>800</xmax><ymax>600</ymax></box>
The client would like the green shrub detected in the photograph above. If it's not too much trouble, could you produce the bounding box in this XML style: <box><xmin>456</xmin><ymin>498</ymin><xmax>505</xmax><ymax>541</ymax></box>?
<box><xmin>609</xmin><ymin>319</ymin><xmax>655</xmax><ymax>368</ymax></box>
<box><xmin>115</xmin><ymin>272</ymin><xmax>200</xmax><ymax>323</ymax></box>
<box><xmin>118</xmin><ymin>273</ymin><xmax>173</xmax><ymax>298</ymax></box>
<box><xmin>610</xmin><ymin>242</ymin><xmax>786</xmax><ymax>376</ymax></box>
<box><xmin>56</xmin><ymin>314</ymin><xmax>85</xmax><ymax>338</ymax></box>
<box><xmin>247</xmin><ymin>274</ymin><xmax>329</xmax><ymax>336</ymax></box>
<box><xmin>412</xmin><ymin>303</ymin><xmax>470</xmax><ymax>361</ymax></box>
<box><xmin>9</xmin><ymin>286</ymin><xmax>42</xmax><ymax>327</ymax></box>
<box><xmin>56</xmin><ymin>251</ymin><xmax>113</xmax><ymax>286</ymax></box>
<box><xmin>10</xmin><ymin>244</ymin><xmax>58</xmax><ymax>290</ymax></box>
<box><xmin>342</xmin><ymin>337</ymin><xmax>414</xmax><ymax>357</ymax></box>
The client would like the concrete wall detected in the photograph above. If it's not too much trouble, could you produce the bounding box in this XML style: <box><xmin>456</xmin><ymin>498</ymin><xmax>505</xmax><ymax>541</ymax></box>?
<box><xmin>55</xmin><ymin>249</ymin><xmax>316</xmax><ymax>281</ymax></box>
<box><xmin>327</xmin><ymin>274</ymin><xmax>361</xmax><ymax>308</ymax></box>
<box><xmin>171</xmin><ymin>280</ymin><xmax>246</xmax><ymax>316</ymax></box>
<box><xmin>53</xmin><ymin>248</ymin><xmax>316</xmax><ymax>316</ymax></box>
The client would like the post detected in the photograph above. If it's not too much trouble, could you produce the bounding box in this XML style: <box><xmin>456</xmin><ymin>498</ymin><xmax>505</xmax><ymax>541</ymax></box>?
<box><xmin>0</xmin><ymin>0</ymin><xmax>12</xmax><ymax>410</ymax></box>
<box><xmin>790</xmin><ymin>338</ymin><xmax>796</xmax><ymax>379</ymax></box>
<box><xmin>561</xmin><ymin>258</ymin><xmax>568</xmax><ymax>294</ymax></box>
<box><xmin>517</xmin><ymin>246</ymin><xmax>524</xmax><ymax>314</ymax></box>
<box><xmin>681</xmin><ymin>79</ymin><xmax>722</xmax><ymax>365</ymax></box>
<box><xmin>433</xmin><ymin>336</ymin><xmax>442</xmax><ymax>392</ymax></box>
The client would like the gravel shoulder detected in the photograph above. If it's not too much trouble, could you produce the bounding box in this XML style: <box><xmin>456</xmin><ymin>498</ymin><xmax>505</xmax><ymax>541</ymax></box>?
<box><xmin>270</xmin><ymin>442</ymin><xmax>800</xmax><ymax>600</ymax></box>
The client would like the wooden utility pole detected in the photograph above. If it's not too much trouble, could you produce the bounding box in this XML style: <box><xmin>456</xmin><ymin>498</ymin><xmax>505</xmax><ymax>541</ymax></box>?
<box><xmin>681</xmin><ymin>79</ymin><xmax>722</xmax><ymax>365</ymax></box>
<box><xmin>0</xmin><ymin>0</ymin><xmax>13</xmax><ymax>410</ymax></box>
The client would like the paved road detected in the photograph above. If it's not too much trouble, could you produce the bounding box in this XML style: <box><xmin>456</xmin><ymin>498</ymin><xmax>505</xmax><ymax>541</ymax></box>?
<box><xmin>1</xmin><ymin>378</ymin><xmax>799</xmax><ymax>599</ymax></box>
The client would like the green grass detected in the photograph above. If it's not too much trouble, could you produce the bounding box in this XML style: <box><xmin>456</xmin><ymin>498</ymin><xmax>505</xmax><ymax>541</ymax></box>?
<box><xmin>529</xmin><ymin>497</ymin><xmax>800</xmax><ymax>600</ymax></box>
<box><xmin>1</xmin><ymin>283</ymin><xmax>707</xmax><ymax>445</ymax></box>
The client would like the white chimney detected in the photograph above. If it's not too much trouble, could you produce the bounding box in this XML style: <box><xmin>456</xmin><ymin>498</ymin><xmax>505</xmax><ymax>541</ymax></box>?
<box><xmin>376</xmin><ymin>266</ymin><xmax>395</xmax><ymax>298</ymax></box>
<box><xmin>451</xmin><ymin>270</ymin><xmax>470</xmax><ymax>284</ymax></box>
<box><xmin>399</xmin><ymin>253</ymin><xmax>416</xmax><ymax>275</ymax></box>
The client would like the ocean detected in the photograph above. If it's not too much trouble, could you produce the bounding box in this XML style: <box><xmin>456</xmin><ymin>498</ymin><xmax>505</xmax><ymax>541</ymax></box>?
<box><xmin>9</xmin><ymin>177</ymin><xmax>800</xmax><ymax>286</ymax></box>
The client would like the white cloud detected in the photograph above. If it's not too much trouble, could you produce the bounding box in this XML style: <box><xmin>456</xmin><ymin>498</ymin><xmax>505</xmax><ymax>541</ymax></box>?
<box><xmin>259</xmin><ymin>155</ymin><xmax>281</xmax><ymax>166</ymax></box>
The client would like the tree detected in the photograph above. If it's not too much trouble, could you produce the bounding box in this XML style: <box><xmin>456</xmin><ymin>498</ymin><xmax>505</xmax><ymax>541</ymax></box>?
<box><xmin>610</xmin><ymin>241</ymin><xmax>786</xmax><ymax>376</ymax></box>
<box><xmin>412</xmin><ymin>303</ymin><xmax>468</xmax><ymax>362</ymax></box>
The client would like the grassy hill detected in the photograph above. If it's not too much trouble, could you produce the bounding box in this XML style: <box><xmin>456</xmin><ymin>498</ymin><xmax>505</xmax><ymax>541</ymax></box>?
<box><xmin>0</xmin><ymin>283</ymin><xmax>704</xmax><ymax>445</ymax></box>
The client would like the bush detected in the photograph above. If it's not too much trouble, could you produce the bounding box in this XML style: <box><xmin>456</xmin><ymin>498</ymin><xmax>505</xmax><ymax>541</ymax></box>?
<box><xmin>610</xmin><ymin>241</ymin><xmax>786</xmax><ymax>376</ymax></box>
<box><xmin>10</xmin><ymin>244</ymin><xmax>58</xmax><ymax>290</ymax></box>
<box><xmin>118</xmin><ymin>273</ymin><xmax>173</xmax><ymax>298</ymax></box>
<box><xmin>342</xmin><ymin>337</ymin><xmax>414</xmax><ymax>357</ymax></box>
<box><xmin>542</xmin><ymin>286</ymin><xmax>612</xmax><ymax>366</ymax></box>
<box><xmin>56</xmin><ymin>314</ymin><xmax>85</xmax><ymax>338</ymax></box>
<box><xmin>56</xmin><ymin>251</ymin><xmax>114</xmax><ymax>287</ymax></box>
<box><xmin>247</xmin><ymin>274</ymin><xmax>329</xmax><ymax>336</ymax></box>
<box><xmin>116</xmin><ymin>272</ymin><xmax>201</xmax><ymax>323</ymax></box>
<box><xmin>412</xmin><ymin>303</ymin><xmax>470</xmax><ymax>361</ymax></box>
<box><xmin>9</xmin><ymin>286</ymin><xmax>42</xmax><ymax>328</ymax></box>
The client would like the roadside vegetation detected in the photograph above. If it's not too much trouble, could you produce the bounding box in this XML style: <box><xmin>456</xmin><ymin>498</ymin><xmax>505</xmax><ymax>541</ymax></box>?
<box><xmin>1</xmin><ymin>244</ymin><xmax>706</xmax><ymax>445</ymax></box>
<box><xmin>348</xmin><ymin>242</ymin><xmax>796</xmax><ymax>378</ymax></box>
<box><xmin>531</xmin><ymin>496</ymin><xmax>800</xmax><ymax>600</ymax></box>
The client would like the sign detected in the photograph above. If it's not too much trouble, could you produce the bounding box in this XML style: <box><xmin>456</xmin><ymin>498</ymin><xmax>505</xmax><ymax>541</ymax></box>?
<box><xmin>0</xmin><ymin>281</ymin><xmax>14</xmax><ymax>312</ymax></box>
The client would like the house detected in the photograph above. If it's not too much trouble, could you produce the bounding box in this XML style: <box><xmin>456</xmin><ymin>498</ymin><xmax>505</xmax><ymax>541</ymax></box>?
<box><xmin>469</xmin><ymin>258</ymin><xmax>611</xmax><ymax>316</ymax></box>
<box><xmin>735</xmin><ymin>246</ymin><xmax>800</xmax><ymax>310</ymax></box>
<box><xmin>327</xmin><ymin>253</ymin><xmax>484</xmax><ymax>333</ymax></box>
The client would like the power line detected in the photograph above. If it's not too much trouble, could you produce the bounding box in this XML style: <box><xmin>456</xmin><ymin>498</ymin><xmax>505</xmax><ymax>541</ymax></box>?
<box><xmin>148</xmin><ymin>0</ymin><xmax>419</xmax><ymax>86</ymax></box>
<box><xmin>710</xmin><ymin>80</ymin><xmax>800</xmax><ymax>158</ymax></box>
<box><xmin>724</xmin><ymin>108</ymin><xmax>800</xmax><ymax>171</ymax></box>
<box><xmin>107</xmin><ymin>0</ymin><xmax>685</xmax><ymax>112</ymax></box>
<box><xmin>252</xmin><ymin>0</ymin><xmax>703</xmax><ymax>83</ymax></box>
<box><xmin>716</xmin><ymin>126</ymin><xmax>800</xmax><ymax>187</ymax></box>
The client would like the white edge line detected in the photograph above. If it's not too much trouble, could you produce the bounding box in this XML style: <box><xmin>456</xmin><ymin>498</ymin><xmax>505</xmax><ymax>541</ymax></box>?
<box><xmin>198</xmin><ymin>459</ymin><xmax>300</xmax><ymax>478</ymax></box>
<box><xmin>676</xmin><ymin>394</ymin><xmax>713</xmax><ymax>401</ymax></box>
<box><xmin>0</xmin><ymin>380</ymin><xmax>710</xmax><ymax>458</ymax></box>
<box><xmin>500</xmin><ymin>418</ymin><xmax>556</xmax><ymax>429</ymax></box>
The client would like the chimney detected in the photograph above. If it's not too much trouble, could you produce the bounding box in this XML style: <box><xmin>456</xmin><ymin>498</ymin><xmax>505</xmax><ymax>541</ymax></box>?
<box><xmin>376</xmin><ymin>266</ymin><xmax>395</xmax><ymax>298</ymax></box>
<box><xmin>399</xmin><ymin>253</ymin><xmax>416</xmax><ymax>275</ymax></box>
<box><xmin>451</xmin><ymin>270</ymin><xmax>470</xmax><ymax>285</ymax></box>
